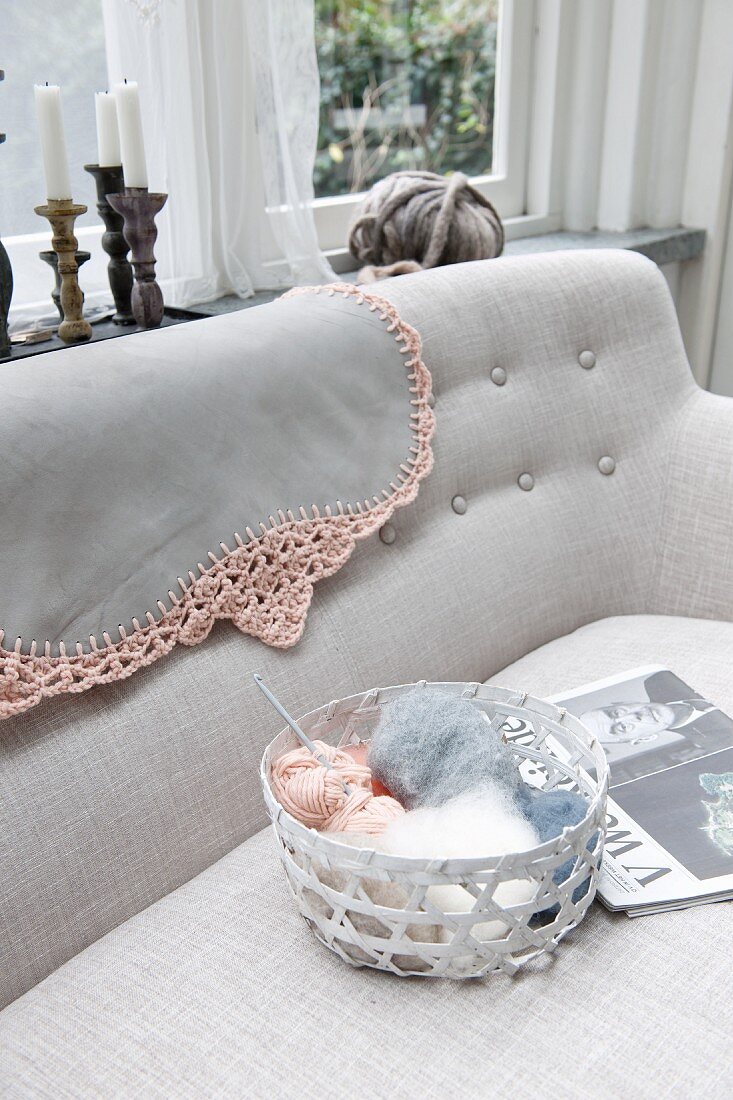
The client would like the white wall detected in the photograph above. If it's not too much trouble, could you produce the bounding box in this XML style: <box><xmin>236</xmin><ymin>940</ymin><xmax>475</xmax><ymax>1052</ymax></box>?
<box><xmin>676</xmin><ymin>0</ymin><xmax>733</xmax><ymax>393</ymax></box>
<box><xmin>709</xmin><ymin>182</ymin><xmax>733</xmax><ymax>397</ymax></box>
<box><xmin>530</xmin><ymin>0</ymin><xmax>733</xmax><ymax>391</ymax></box>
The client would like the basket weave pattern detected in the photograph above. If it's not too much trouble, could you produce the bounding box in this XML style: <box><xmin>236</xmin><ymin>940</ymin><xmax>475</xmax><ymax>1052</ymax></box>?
<box><xmin>261</xmin><ymin>682</ymin><xmax>609</xmax><ymax>979</ymax></box>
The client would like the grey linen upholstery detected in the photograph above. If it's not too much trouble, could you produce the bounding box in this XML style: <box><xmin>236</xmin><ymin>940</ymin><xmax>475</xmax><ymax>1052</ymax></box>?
<box><xmin>1</xmin><ymin>616</ymin><xmax>732</xmax><ymax>1098</ymax></box>
<box><xmin>1</xmin><ymin>250</ymin><xmax>733</xmax><ymax>1097</ymax></box>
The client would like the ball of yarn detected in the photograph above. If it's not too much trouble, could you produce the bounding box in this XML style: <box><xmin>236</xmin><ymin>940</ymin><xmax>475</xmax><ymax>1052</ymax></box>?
<box><xmin>369</xmin><ymin>687</ymin><xmax>522</xmax><ymax>809</ymax></box>
<box><xmin>516</xmin><ymin>786</ymin><xmax>588</xmax><ymax>845</ymax></box>
<box><xmin>270</xmin><ymin>739</ymin><xmax>404</xmax><ymax>835</ymax></box>
<box><xmin>517</xmin><ymin>786</ymin><xmax>594</xmax><ymax>918</ymax></box>
<box><xmin>341</xmin><ymin>741</ymin><xmax>393</xmax><ymax>797</ymax></box>
<box><xmin>379</xmin><ymin>790</ymin><xmax>539</xmax><ymax>945</ymax></box>
<box><xmin>348</xmin><ymin>170</ymin><xmax>504</xmax><ymax>283</ymax></box>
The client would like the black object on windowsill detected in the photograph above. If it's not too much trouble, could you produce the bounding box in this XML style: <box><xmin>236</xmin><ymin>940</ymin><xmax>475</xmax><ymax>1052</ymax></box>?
<box><xmin>84</xmin><ymin>163</ymin><xmax>135</xmax><ymax>326</ymax></box>
<box><xmin>0</xmin><ymin>68</ymin><xmax>12</xmax><ymax>359</ymax></box>
<box><xmin>39</xmin><ymin>250</ymin><xmax>91</xmax><ymax>321</ymax></box>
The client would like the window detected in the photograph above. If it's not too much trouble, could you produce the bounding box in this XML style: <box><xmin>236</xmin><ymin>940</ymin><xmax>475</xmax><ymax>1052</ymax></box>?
<box><xmin>312</xmin><ymin>0</ymin><xmax>534</xmax><ymax>255</ymax></box>
<box><xmin>314</xmin><ymin>0</ymin><xmax>500</xmax><ymax>198</ymax></box>
<box><xmin>1</xmin><ymin>0</ymin><xmax>107</xmax><ymax>236</ymax></box>
<box><xmin>1</xmin><ymin>0</ymin><xmax>110</xmax><ymax>315</ymax></box>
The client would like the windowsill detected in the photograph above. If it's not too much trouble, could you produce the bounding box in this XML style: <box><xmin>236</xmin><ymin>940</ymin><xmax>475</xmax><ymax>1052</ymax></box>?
<box><xmin>5</xmin><ymin>223</ymin><xmax>704</xmax><ymax>361</ymax></box>
<box><xmin>503</xmin><ymin>225</ymin><xmax>706</xmax><ymax>265</ymax></box>
<box><xmin>188</xmin><ymin>225</ymin><xmax>706</xmax><ymax>317</ymax></box>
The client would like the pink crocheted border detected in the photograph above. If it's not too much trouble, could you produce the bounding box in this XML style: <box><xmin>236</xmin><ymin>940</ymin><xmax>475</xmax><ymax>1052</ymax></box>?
<box><xmin>0</xmin><ymin>283</ymin><xmax>434</xmax><ymax>720</ymax></box>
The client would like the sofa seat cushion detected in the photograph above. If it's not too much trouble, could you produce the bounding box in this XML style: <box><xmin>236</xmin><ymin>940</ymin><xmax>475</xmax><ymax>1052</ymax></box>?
<box><xmin>484</xmin><ymin>613</ymin><xmax>733</xmax><ymax>716</ymax></box>
<box><xmin>2</xmin><ymin>614</ymin><xmax>732</xmax><ymax>1099</ymax></box>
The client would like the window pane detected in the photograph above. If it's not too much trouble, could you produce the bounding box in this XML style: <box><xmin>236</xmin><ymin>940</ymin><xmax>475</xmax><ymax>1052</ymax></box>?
<box><xmin>0</xmin><ymin>0</ymin><xmax>107</xmax><ymax>236</ymax></box>
<box><xmin>314</xmin><ymin>0</ymin><xmax>500</xmax><ymax>198</ymax></box>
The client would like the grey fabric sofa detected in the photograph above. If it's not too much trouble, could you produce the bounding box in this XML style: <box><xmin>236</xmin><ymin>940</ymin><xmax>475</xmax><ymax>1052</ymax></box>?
<box><xmin>2</xmin><ymin>249</ymin><xmax>732</xmax><ymax>1098</ymax></box>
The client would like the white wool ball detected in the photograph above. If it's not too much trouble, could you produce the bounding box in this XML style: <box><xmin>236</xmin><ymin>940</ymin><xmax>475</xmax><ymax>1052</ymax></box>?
<box><xmin>380</xmin><ymin>788</ymin><xmax>538</xmax><ymax>860</ymax></box>
<box><xmin>428</xmin><ymin>880</ymin><xmax>537</xmax><ymax>943</ymax></box>
<box><xmin>379</xmin><ymin>789</ymin><xmax>539</xmax><ymax>943</ymax></box>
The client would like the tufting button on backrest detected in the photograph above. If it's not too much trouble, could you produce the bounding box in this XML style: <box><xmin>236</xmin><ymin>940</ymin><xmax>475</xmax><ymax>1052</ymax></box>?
<box><xmin>578</xmin><ymin>350</ymin><xmax>596</xmax><ymax>369</ymax></box>
<box><xmin>598</xmin><ymin>455</ymin><xmax>616</xmax><ymax>475</ymax></box>
<box><xmin>379</xmin><ymin>522</ymin><xmax>396</xmax><ymax>545</ymax></box>
<box><xmin>451</xmin><ymin>495</ymin><xmax>467</xmax><ymax>515</ymax></box>
<box><xmin>490</xmin><ymin>366</ymin><xmax>507</xmax><ymax>386</ymax></box>
<box><xmin>518</xmin><ymin>473</ymin><xmax>534</xmax><ymax>491</ymax></box>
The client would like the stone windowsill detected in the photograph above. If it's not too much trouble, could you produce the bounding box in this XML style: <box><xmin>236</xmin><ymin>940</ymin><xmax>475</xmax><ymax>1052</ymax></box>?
<box><xmin>189</xmin><ymin>226</ymin><xmax>705</xmax><ymax>317</ymax></box>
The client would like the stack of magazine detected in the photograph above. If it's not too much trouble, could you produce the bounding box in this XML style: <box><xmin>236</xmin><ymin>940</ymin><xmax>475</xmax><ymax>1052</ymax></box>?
<box><xmin>515</xmin><ymin>666</ymin><xmax>733</xmax><ymax>916</ymax></box>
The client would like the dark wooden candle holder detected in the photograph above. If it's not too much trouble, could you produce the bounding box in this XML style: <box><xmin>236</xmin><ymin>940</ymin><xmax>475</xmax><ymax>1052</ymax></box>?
<box><xmin>34</xmin><ymin>200</ymin><xmax>92</xmax><ymax>344</ymax></box>
<box><xmin>107</xmin><ymin>187</ymin><xmax>167</xmax><ymax>329</ymax></box>
<box><xmin>40</xmin><ymin>248</ymin><xmax>91</xmax><ymax>321</ymax></box>
<box><xmin>0</xmin><ymin>236</ymin><xmax>10</xmax><ymax>360</ymax></box>
<box><xmin>84</xmin><ymin>164</ymin><xmax>134</xmax><ymax>325</ymax></box>
<box><xmin>0</xmin><ymin>68</ymin><xmax>11</xmax><ymax>358</ymax></box>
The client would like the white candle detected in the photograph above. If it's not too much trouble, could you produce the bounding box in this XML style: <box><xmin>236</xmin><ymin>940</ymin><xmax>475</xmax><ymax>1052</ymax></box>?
<box><xmin>34</xmin><ymin>84</ymin><xmax>72</xmax><ymax>200</ymax></box>
<box><xmin>95</xmin><ymin>91</ymin><xmax>121</xmax><ymax>167</ymax></box>
<box><xmin>113</xmin><ymin>80</ymin><xmax>148</xmax><ymax>188</ymax></box>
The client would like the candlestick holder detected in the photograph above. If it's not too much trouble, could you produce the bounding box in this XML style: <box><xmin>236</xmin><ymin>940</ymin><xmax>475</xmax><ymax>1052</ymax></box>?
<box><xmin>40</xmin><ymin>248</ymin><xmax>91</xmax><ymax>321</ymax></box>
<box><xmin>0</xmin><ymin>236</ymin><xmax>10</xmax><ymax>359</ymax></box>
<box><xmin>107</xmin><ymin>187</ymin><xmax>167</xmax><ymax>329</ymax></box>
<box><xmin>34</xmin><ymin>200</ymin><xmax>92</xmax><ymax>344</ymax></box>
<box><xmin>84</xmin><ymin>164</ymin><xmax>134</xmax><ymax>325</ymax></box>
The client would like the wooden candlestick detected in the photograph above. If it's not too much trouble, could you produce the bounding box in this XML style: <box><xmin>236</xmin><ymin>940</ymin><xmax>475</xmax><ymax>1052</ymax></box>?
<box><xmin>0</xmin><ymin>237</ymin><xmax>10</xmax><ymax>359</ymax></box>
<box><xmin>34</xmin><ymin>200</ymin><xmax>92</xmax><ymax>344</ymax></box>
<box><xmin>84</xmin><ymin>164</ymin><xmax>134</xmax><ymax>325</ymax></box>
<box><xmin>107</xmin><ymin>187</ymin><xmax>167</xmax><ymax>329</ymax></box>
<box><xmin>39</xmin><ymin>249</ymin><xmax>91</xmax><ymax>321</ymax></box>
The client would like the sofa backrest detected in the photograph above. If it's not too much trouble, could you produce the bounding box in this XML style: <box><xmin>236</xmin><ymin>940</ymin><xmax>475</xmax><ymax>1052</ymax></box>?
<box><xmin>0</xmin><ymin>249</ymin><xmax>696</xmax><ymax>1007</ymax></box>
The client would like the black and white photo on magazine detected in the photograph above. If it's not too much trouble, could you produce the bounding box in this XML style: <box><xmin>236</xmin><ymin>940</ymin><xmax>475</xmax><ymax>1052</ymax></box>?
<box><xmin>546</xmin><ymin>666</ymin><xmax>733</xmax><ymax>914</ymax></box>
<box><xmin>553</xmin><ymin>667</ymin><xmax>733</xmax><ymax>786</ymax></box>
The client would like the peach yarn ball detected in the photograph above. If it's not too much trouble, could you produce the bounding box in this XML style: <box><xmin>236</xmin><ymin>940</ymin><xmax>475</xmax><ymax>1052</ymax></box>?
<box><xmin>270</xmin><ymin>739</ymin><xmax>404</xmax><ymax>835</ymax></box>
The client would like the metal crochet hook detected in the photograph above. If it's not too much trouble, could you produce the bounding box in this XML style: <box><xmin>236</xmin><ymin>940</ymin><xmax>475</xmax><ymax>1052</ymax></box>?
<box><xmin>254</xmin><ymin>674</ymin><xmax>352</xmax><ymax>795</ymax></box>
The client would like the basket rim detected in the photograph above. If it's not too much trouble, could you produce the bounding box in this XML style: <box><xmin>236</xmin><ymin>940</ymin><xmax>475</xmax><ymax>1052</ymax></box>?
<box><xmin>259</xmin><ymin>680</ymin><xmax>609</xmax><ymax>871</ymax></box>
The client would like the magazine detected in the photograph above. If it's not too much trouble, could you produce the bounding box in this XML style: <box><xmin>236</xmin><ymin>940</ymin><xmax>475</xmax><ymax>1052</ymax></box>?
<box><xmin>542</xmin><ymin>666</ymin><xmax>733</xmax><ymax>916</ymax></box>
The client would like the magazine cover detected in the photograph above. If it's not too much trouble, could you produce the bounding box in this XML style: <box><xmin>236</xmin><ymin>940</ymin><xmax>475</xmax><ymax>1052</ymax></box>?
<box><xmin>545</xmin><ymin>666</ymin><xmax>733</xmax><ymax>914</ymax></box>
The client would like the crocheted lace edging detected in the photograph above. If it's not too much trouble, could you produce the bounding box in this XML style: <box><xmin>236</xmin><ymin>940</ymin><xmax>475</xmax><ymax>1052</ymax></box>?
<box><xmin>0</xmin><ymin>283</ymin><xmax>435</xmax><ymax>719</ymax></box>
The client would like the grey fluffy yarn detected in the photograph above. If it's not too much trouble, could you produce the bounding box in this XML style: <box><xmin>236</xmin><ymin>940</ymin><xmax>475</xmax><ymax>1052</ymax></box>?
<box><xmin>368</xmin><ymin>688</ymin><xmax>522</xmax><ymax>809</ymax></box>
<box><xmin>348</xmin><ymin>169</ymin><xmax>504</xmax><ymax>283</ymax></box>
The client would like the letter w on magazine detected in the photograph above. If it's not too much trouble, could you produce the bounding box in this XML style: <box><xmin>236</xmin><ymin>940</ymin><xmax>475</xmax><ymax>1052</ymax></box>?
<box><xmin>543</xmin><ymin>666</ymin><xmax>733</xmax><ymax>915</ymax></box>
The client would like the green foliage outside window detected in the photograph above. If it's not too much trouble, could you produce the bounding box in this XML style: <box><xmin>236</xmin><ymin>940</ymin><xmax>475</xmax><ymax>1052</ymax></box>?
<box><xmin>314</xmin><ymin>0</ymin><xmax>500</xmax><ymax>197</ymax></box>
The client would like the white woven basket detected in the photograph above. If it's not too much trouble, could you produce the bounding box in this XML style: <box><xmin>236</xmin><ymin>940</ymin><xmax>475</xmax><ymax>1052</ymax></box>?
<box><xmin>261</xmin><ymin>681</ymin><xmax>609</xmax><ymax>979</ymax></box>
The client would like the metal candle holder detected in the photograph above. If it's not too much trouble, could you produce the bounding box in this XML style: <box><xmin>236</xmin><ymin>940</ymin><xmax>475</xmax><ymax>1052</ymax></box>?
<box><xmin>107</xmin><ymin>187</ymin><xmax>167</xmax><ymax>329</ymax></box>
<box><xmin>84</xmin><ymin>164</ymin><xmax>134</xmax><ymax>325</ymax></box>
<box><xmin>39</xmin><ymin>249</ymin><xmax>91</xmax><ymax>321</ymax></box>
<box><xmin>34</xmin><ymin>200</ymin><xmax>92</xmax><ymax>344</ymax></box>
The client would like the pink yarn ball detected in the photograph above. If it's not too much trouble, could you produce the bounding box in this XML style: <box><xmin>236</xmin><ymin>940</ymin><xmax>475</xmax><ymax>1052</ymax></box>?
<box><xmin>270</xmin><ymin>739</ymin><xmax>404</xmax><ymax>835</ymax></box>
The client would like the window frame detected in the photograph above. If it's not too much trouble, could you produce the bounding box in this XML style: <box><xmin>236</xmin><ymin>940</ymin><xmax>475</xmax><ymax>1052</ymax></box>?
<box><xmin>314</xmin><ymin>0</ymin><xmax>548</xmax><ymax>267</ymax></box>
<box><xmin>6</xmin><ymin>0</ymin><xmax>564</xmax><ymax>315</ymax></box>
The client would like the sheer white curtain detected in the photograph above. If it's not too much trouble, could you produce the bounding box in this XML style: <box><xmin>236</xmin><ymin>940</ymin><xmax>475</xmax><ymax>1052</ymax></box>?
<box><xmin>244</xmin><ymin>1</ymin><xmax>335</xmax><ymax>285</ymax></box>
<box><xmin>102</xmin><ymin>0</ymin><xmax>334</xmax><ymax>306</ymax></box>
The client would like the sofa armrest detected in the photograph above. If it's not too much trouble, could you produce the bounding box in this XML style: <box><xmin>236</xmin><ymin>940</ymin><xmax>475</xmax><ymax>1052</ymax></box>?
<box><xmin>654</xmin><ymin>390</ymin><xmax>733</xmax><ymax>621</ymax></box>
